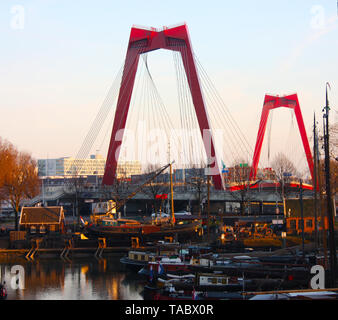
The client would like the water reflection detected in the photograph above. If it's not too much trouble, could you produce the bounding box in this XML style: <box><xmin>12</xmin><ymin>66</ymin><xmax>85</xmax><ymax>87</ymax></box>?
<box><xmin>0</xmin><ymin>256</ymin><xmax>144</xmax><ymax>300</ymax></box>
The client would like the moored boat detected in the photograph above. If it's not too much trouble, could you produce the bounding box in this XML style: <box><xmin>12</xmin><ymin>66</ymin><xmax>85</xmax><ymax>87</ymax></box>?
<box><xmin>81</xmin><ymin>162</ymin><xmax>202</xmax><ymax>244</ymax></box>
<box><xmin>249</xmin><ymin>290</ymin><xmax>338</xmax><ymax>300</ymax></box>
<box><xmin>83</xmin><ymin>218</ymin><xmax>201</xmax><ymax>244</ymax></box>
<box><xmin>120</xmin><ymin>250</ymin><xmax>158</xmax><ymax>272</ymax></box>
<box><xmin>120</xmin><ymin>244</ymin><xmax>182</xmax><ymax>271</ymax></box>
<box><xmin>139</xmin><ymin>255</ymin><xmax>192</xmax><ymax>278</ymax></box>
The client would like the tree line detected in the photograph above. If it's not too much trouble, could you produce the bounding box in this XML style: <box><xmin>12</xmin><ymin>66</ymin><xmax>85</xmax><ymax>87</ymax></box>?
<box><xmin>0</xmin><ymin>138</ymin><xmax>40</xmax><ymax>230</ymax></box>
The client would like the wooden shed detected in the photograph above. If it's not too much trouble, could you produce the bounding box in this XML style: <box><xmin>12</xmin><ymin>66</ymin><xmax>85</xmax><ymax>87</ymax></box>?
<box><xmin>19</xmin><ymin>206</ymin><xmax>66</xmax><ymax>234</ymax></box>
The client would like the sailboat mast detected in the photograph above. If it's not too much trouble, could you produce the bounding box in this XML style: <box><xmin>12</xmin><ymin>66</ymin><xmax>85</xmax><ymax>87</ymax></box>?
<box><xmin>323</xmin><ymin>82</ymin><xmax>337</xmax><ymax>287</ymax></box>
<box><xmin>168</xmin><ymin>142</ymin><xmax>175</xmax><ymax>224</ymax></box>
<box><xmin>170</xmin><ymin>162</ymin><xmax>175</xmax><ymax>224</ymax></box>
<box><xmin>313</xmin><ymin>113</ymin><xmax>319</xmax><ymax>250</ymax></box>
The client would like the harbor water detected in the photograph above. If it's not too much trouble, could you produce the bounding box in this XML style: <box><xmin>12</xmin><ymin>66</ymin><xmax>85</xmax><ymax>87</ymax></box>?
<box><xmin>0</xmin><ymin>256</ymin><xmax>144</xmax><ymax>300</ymax></box>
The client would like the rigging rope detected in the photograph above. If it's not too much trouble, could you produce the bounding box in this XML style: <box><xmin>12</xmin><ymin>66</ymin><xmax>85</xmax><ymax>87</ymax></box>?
<box><xmin>72</xmin><ymin>39</ymin><xmax>258</xmax><ymax>186</ymax></box>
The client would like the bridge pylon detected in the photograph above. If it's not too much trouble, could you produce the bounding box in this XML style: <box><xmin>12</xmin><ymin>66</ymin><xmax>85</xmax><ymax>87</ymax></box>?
<box><xmin>102</xmin><ymin>24</ymin><xmax>224</xmax><ymax>189</ymax></box>
<box><xmin>249</xmin><ymin>93</ymin><xmax>314</xmax><ymax>182</ymax></box>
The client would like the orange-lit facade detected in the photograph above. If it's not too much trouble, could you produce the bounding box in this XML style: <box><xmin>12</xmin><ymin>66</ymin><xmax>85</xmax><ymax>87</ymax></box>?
<box><xmin>286</xmin><ymin>216</ymin><xmax>328</xmax><ymax>235</ymax></box>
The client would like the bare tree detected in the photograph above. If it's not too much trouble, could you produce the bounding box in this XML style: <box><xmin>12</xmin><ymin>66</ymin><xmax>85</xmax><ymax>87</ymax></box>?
<box><xmin>0</xmin><ymin>140</ymin><xmax>40</xmax><ymax>230</ymax></box>
<box><xmin>143</xmin><ymin>164</ymin><xmax>168</xmax><ymax>214</ymax></box>
<box><xmin>271</xmin><ymin>152</ymin><xmax>299</xmax><ymax>181</ymax></box>
<box><xmin>0</xmin><ymin>138</ymin><xmax>16</xmax><ymax>201</ymax></box>
<box><xmin>110</xmin><ymin>167</ymin><xmax>131</xmax><ymax>205</ymax></box>
<box><xmin>271</xmin><ymin>152</ymin><xmax>300</xmax><ymax>198</ymax></box>
<box><xmin>315</xmin><ymin>121</ymin><xmax>338</xmax><ymax>195</ymax></box>
<box><xmin>329</xmin><ymin>122</ymin><xmax>338</xmax><ymax>161</ymax></box>
<box><xmin>317</xmin><ymin>159</ymin><xmax>338</xmax><ymax>196</ymax></box>
<box><xmin>185</xmin><ymin>162</ymin><xmax>207</xmax><ymax>217</ymax></box>
<box><xmin>322</xmin><ymin>122</ymin><xmax>337</xmax><ymax>195</ymax></box>
<box><xmin>225</xmin><ymin>159</ymin><xmax>252</xmax><ymax>215</ymax></box>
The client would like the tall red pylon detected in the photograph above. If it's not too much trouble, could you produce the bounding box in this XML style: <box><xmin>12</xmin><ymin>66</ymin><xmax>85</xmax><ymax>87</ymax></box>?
<box><xmin>102</xmin><ymin>24</ymin><xmax>224</xmax><ymax>189</ymax></box>
<box><xmin>249</xmin><ymin>94</ymin><xmax>314</xmax><ymax>183</ymax></box>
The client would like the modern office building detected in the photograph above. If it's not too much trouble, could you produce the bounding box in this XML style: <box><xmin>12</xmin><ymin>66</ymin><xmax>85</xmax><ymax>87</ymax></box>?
<box><xmin>38</xmin><ymin>155</ymin><xmax>141</xmax><ymax>178</ymax></box>
<box><xmin>115</xmin><ymin>161</ymin><xmax>142</xmax><ymax>179</ymax></box>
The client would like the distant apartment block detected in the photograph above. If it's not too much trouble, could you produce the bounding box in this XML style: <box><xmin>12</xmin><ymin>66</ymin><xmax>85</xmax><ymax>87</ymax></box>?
<box><xmin>115</xmin><ymin>160</ymin><xmax>142</xmax><ymax>179</ymax></box>
<box><xmin>38</xmin><ymin>155</ymin><xmax>141</xmax><ymax>178</ymax></box>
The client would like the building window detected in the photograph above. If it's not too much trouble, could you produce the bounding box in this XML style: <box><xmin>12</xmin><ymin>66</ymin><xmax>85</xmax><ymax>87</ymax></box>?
<box><xmin>306</xmin><ymin>219</ymin><xmax>313</xmax><ymax>228</ymax></box>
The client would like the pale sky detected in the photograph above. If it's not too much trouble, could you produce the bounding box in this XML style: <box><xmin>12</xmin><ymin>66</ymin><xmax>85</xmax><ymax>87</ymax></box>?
<box><xmin>0</xmin><ymin>1</ymin><xmax>337</xmax><ymax>176</ymax></box>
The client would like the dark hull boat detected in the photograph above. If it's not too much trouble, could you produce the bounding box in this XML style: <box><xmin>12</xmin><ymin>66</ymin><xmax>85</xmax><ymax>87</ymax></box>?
<box><xmin>143</xmin><ymin>288</ymin><xmax>245</xmax><ymax>300</ymax></box>
<box><xmin>82</xmin><ymin>162</ymin><xmax>202</xmax><ymax>245</ymax></box>
<box><xmin>83</xmin><ymin>220</ymin><xmax>200</xmax><ymax>244</ymax></box>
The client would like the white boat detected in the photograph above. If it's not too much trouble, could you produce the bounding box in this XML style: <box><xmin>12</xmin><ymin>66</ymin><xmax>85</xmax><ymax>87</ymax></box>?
<box><xmin>174</xmin><ymin>211</ymin><xmax>192</xmax><ymax>216</ymax></box>
<box><xmin>250</xmin><ymin>290</ymin><xmax>338</xmax><ymax>300</ymax></box>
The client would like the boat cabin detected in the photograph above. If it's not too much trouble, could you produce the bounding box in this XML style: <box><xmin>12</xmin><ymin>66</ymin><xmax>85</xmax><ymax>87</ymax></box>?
<box><xmin>190</xmin><ymin>257</ymin><xmax>214</xmax><ymax>267</ymax></box>
<box><xmin>198</xmin><ymin>273</ymin><xmax>231</xmax><ymax>286</ymax></box>
<box><xmin>101</xmin><ymin>218</ymin><xmax>140</xmax><ymax>226</ymax></box>
<box><xmin>148</xmin><ymin>256</ymin><xmax>189</xmax><ymax>273</ymax></box>
<box><xmin>128</xmin><ymin>251</ymin><xmax>157</xmax><ymax>263</ymax></box>
<box><xmin>92</xmin><ymin>200</ymin><xmax>116</xmax><ymax>215</ymax></box>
